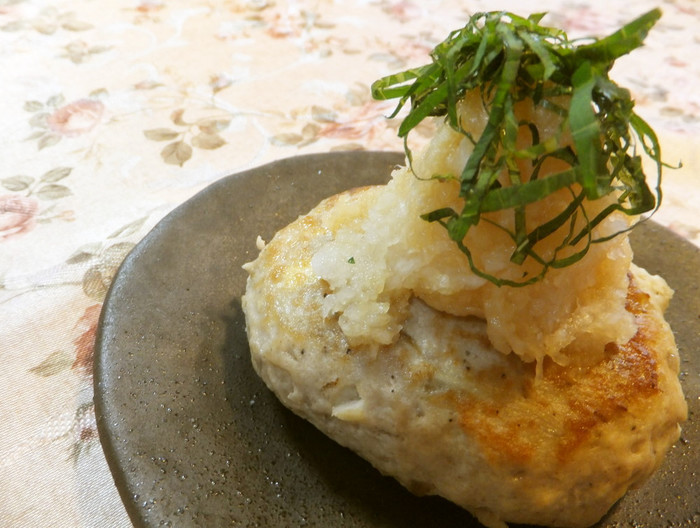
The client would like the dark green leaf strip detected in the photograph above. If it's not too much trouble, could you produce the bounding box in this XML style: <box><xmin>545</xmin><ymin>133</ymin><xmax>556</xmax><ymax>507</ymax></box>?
<box><xmin>569</xmin><ymin>61</ymin><xmax>605</xmax><ymax>199</ymax></box>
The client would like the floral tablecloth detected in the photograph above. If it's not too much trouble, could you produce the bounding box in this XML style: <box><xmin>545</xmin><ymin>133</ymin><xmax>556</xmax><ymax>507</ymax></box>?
<box><xmin>1</xmin><ymin>1</ymin><xmax>698</xmax><ymax>527</ymax></box>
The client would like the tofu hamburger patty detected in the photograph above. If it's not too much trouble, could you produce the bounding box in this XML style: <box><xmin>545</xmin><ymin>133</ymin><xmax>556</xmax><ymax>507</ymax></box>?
<box><xmin>241</xmin><ymin>186</ymin><xmax>687</xmax><ymax>528</ymax></box>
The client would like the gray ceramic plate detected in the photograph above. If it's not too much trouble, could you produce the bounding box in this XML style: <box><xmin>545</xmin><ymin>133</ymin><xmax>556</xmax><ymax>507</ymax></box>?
<box><xmin>95</xmin><ymin>151</ymin><xmax>700</xmax><ymax>528</ymax></box>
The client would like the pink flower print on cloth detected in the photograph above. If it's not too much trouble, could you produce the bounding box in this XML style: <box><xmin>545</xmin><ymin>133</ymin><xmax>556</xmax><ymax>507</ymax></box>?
<box><xmin>47</xmin><ymin>99</ymin><xmax>104</xmax><ymax>137</ymax></box>
<box><xmin>71</xmin><ymin>304</ymin><xmax>102</xmax><ymax>376</ymax></box>
<box><xmin>0</xmin><ymin>194</ymin><xmax>39</xmax><ymax>240</ymax></box>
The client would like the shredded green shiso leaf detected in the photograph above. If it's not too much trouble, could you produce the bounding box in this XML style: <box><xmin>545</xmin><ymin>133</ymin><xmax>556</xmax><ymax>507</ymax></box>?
<box><xmin>372</xmin><ymin>9</ymin><xmax>667</xmax><ymax>287</ymax></box>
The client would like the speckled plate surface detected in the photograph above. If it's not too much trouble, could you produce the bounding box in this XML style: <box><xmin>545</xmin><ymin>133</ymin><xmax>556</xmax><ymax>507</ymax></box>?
<box><xmin>94</xmin><ymin>151</ymin><xmax>699</xmax><ymax>528</ymax></box>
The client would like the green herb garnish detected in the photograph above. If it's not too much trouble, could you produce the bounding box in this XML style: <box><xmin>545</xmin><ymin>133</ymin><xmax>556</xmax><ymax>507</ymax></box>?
<box><xmin>372</xmin><ymin>9</ymin><xmax>666</xmax><ymax>287</ymax></box>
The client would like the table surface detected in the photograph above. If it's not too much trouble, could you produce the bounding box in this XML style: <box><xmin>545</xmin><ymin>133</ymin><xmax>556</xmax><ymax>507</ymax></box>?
<box><xmin>1</xmin><ymin>1</ymin><xmax>698</xmax><ymax>527</ymax></box>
